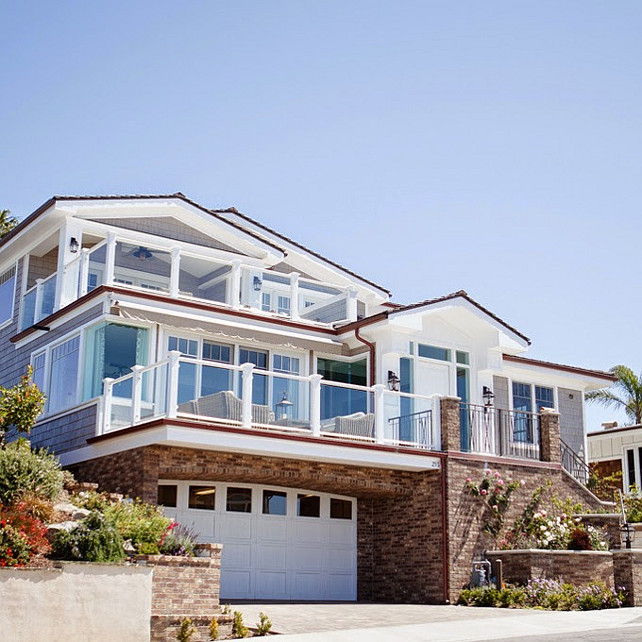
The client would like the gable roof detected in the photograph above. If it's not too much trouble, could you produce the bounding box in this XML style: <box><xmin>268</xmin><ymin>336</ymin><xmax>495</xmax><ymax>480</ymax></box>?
<box><xmin>502</xmin><ymin>354</ymin><xmax>617</xmax><ymax>381</ymax></box>
<box><xmin>213</xmin><ymin>206</ymin><xmax>391</xmax><ymax>296</ymax></box>
<box><xmin>339</xmin><ymin>290</ymin><xmax>531</xmax><ymax>345</ymax></box>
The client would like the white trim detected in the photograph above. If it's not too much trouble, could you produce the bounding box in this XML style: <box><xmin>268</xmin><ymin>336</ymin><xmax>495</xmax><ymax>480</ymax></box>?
<box><xmin>58</xmin><ymin>423</ymin><xmax>442</xmax><ymax>471</ymax></box>
<box><xmin>0</xmin><ymin>261</ymin><xmax>18</xmax><ymax>329</ymax></box>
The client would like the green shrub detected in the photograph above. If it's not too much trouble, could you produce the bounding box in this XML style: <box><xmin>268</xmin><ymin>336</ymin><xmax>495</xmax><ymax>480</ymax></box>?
<box><xmin>176</xmin><ymin>617</ymin><xmax>196</xmax><ymax>642</ymax></box>
<box><xmin>232</xmin><ymin>611</ymin><xmax>249</xmax><ymax>638</ymax></box>
<box><xmin>0</xmin><ymin>520</ymin><xmax>32</xmax><ymax>567</ymax></box>
<box><xmin>159</xmin><ymin>523</ymin><xmax>198</xmax><ymax>556</ymax></box>
<box><xmin>51</xmin><ymin>511</ymin><xmax>125</xmax><ymax>562</ymax></box>
<box><xmin>255</xmin><ymin>611</ymin><xmax>272</xmax><ymax>636</ymax></box>
<box><xmin>0</xmin><ymin>439</ymin><xmax>64</xmax><ymax>505</ymax></box>
<box><xmin>0</xmin><ymin>366</ymin><xmax>46</xmax><ymax>442</ymax></box>
<box><xmin>103</xmin><ymin>499</ymin><xmax>172</xmax><ymax>554</ymax></box>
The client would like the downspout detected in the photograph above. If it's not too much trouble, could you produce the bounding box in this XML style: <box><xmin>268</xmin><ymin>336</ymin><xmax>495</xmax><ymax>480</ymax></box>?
<box><xmin>354</xmin><ymin>326</ymin><xmax>376</xmax><ymax>385</ymax></box>
<box><xmin>441</xmin><ymin>455</ymin><xmax>450</xmax><ymax>604</ymax></box>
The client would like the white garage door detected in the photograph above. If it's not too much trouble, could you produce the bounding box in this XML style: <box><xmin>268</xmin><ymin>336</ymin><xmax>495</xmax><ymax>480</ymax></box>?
<box><xmin>157</xmin><ymin>481</ymin><xmax>357</xmax><ymax>601</ymax></box>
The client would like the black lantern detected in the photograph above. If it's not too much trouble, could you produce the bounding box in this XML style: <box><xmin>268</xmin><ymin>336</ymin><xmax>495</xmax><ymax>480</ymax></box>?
<box><xmin>483</xmin><ymin>386</ymin><xmax>495</xmax><ymax>407</ymax></box>
<box><xmin>253</xmin><ymin>276</ymin><xmax>263</xmax><ymax>291</ymax></box>
<box><xmin>621</xmin><ymin>522</ymin><xmax>634</xmax><ymax>549</ymax></box>
<box><xmin>133</xmin><ymin>246</ymin><xmax>153</xmax><ymax>261</ymax></box>
<box><xmin>387</xmin><ymin>370</ymin><xmax>401</xmax><ymax>392</ymax></box>
<box><xmin>69</xmin><ymin>237</ymin><xmax>80</xmax><ymax>253</ymax></box>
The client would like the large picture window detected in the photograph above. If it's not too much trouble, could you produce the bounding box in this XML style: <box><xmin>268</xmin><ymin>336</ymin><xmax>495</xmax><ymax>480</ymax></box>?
<box><xmin>0</xmin><ymin>265</ymin><xmax>16</xmax><ymax>326</ymax></box>
<box><xmin>48</xmin><ymin>336</ymin><xmax>80</xmax><ymax>414</ymax></box>
<box><xmin>317</xmin><ymin>358</ymin><xmax>367</xmax><ymax>420</ymax></box>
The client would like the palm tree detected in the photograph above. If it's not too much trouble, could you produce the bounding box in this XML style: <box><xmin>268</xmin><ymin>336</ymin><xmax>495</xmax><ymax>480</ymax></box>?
<box><xmin>586</xmin><ymin>365</ymin><xmax>642</xmax><ymax>425</ymax></box>
<box><xmin>0</xmin><ymin>209</ymin><xmax>18</xmax><ymax>238</ymax></box>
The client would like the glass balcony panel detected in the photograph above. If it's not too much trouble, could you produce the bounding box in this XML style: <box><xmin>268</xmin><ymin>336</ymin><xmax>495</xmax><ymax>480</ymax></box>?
<box><xmin>21</xmin><ymin>288</ymin><xmax>36</xmax><ymax>330</ymax></box>
<box><xmin>319</xmin><ymin>382</ymin><xmax>373</xmax><ymax>439</ymax></box>
<box><xmin>87</xmin><ymin>244</ymin><xmax>106</xmax><ymax>291</ymax></box>
<box><xmin>39</xmin><ymin>275</ymin><xmax>56</xmax><ymax>319</ymax></box>
<box><xmin>114</xmin><ymin>242</ymin><xmax>171</xmax><ymax>292</ymax></box>
<box><xmin>140</xmin><ymin>364</ymin><xmax>168</xmax><ymax>421</ymax></box>
<box><xmin>263</xmin><ymin>371</ymin><xmax>310</xmax><ymax>429</ymax></box>
<box><xmin>383</xmin><ymin>391</ymin><xmax>433</xmax><ymax>448</ymax></box>
<box><xmin>299</xmin><ymin>280</ymin><xmax>347</xmax><ymax>323</ymax></box>
<box><xmin>179</xmin><ymin>256</ymin><xmax>230</xmax><ymax>303</ymax></box>
<box><xmin>109</xmin><ymin>376</ymin><xmax>134</xmax><ymax>431</ymax></box>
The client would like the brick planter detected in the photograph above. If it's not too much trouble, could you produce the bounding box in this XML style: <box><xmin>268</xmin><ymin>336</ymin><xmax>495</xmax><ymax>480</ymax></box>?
<box><xmin>613</xmin><ymin>550</ymin><xmax>642</xmax><ymax>606</ymax></box>
<box><xmin>134</xmin><ymin>543</ymin><xmax>224</xmax><ymax>642</ymax></box>
<box><xmin>487</xmin><ymin>549</ymin><xmax>614</xmax><ymax>587</ymax></box>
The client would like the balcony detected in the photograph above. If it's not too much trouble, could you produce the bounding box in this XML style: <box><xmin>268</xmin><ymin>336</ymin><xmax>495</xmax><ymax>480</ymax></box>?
<box><xmin>21</xmin><ymin>233</ymin><xmax>360</xmax><ymax>331</ymax></box>
<box><xmin>99</xmin><ymin>352</ymin><xmax>439</xmax><ymax>451</ymax></box>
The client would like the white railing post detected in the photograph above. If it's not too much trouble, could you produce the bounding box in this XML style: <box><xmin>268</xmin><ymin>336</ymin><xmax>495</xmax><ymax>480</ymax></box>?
<box><xmin>290</xmin><ymin>272</ymin><xmax>300</xmax><ymax>321</ymax></box>
<box><xmin>346</xmin><ymin>286</ymin><xmax>358</xmax><ymax>322</ymax></box>
<box><xmin>240</xmin><ymin>362</ymin><xmax>255</xmax><ymax>429</ymax></box>
<box><xmin>373</xmin><ymin>384</ymin><xmax>386</xmax><ymax>444</ymax></box>
<box><xmin>79</xmin><ymin>248</ymin><xmax>90</xmax><ymax>296</ymax></box>
<box><xmin>309</xmin><ymin>374</ymin><xmax>322</xmax><ymax>437</ymax></box>
<box><xmin>104</xmin><ymin>232</ymin><xmax>117</xmax><ymax>284</ymax></box>
<box><xmin>169</xmin><ymin>247</ymin><xmax>181</xmax><ymax>298</ymax></box>
<box><xmin>230</xmin><ymin>260</ymin><xmax>242</xmax><ymax>310</ymax></box>
<box><xmin>33</xmin><ymin>278</ymin><xmax>44</xmax><ymax>322</ymax></box>
<box><xmin>131</xmin><ymin>365</ymin><xmax>144</xmax><ymax>424</ymax></box>
<box><xmin>167</xmin><ymin>351</ymin><xmax>181</xmax><ymax>418</ymax></box>
<box><xmin>102</xmin><ymin>377</ymin><xmax>115</xmax><ymax>433</ymax></box>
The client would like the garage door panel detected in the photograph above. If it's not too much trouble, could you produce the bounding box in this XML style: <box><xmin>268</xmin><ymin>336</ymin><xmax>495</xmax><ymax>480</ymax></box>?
<box><xmin>290</xmin><ymin>547</ymin><xmax>328</xmax><ymax>571</ymax></box>
<box><xmin>329</xmin><ymin>573</ymin><xmax>355</xmax><ymax>600</ymax></box>
<box><xmin>294</xmin><ymin>572</ymin><xmax>325</xmax><ymax>599</ymax></box>
<box><xmin>329</xmin><ymin>547</ymin><xmax>354</xmax><ymax>571</ymax></box>
<box><xmin>221</xmin><ymin>570</ymin><xmax>251</xmax><ymax>598</ymax></box>
<box><xmin>222</xmin><ymin>542</ymin><xmax>252</xmax><ymax>567</ymax></box>
<box><xmin>255</xmin><ymin>571</ymin><xmax>287</xmax><ymax>598</ymax></box>
<box><xmin>329</xmin><ymin>523</ymin><xmax>354</xmax><ymax>545</ymax></box>
<box><xmin>219</xmin><ymin>515</ymin><xmax>252</xmax><ymax>539</ymax></box>
<box><xmin>181</xmin><ymin>511</ymin><xmax>215</xmax><ymax>539</ymax></box>
<box><xmin>258</xmin><ymin>518</ymin><xmax>288</xmax><ymax>541</ymax></box>
<box><xmin>292</xmin><ymin>520</ymin><xmax>325</xmax><ymax>543</ymax></box>
<box><xmin>256</xmin><ymin>544</ymin><xmax>287</xmax><ymax>569</ymax></box>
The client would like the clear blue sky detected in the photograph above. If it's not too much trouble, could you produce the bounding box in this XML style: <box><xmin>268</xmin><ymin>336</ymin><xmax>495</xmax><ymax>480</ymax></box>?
<box><xmin>2</xmin><ymin>1</ymin><xmax>641</xmax><ymax>429</ymax></box>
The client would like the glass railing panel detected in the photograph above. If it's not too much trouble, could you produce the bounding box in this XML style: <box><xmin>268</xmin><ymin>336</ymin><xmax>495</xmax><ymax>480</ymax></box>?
<box><xmin>298</xmin><ymin>280</ymin><xmax>347</xmax><ymax>323</ymax></box>
<box><xmin>178</xmin><ymin>256</ymin><xmax>230</xmax><ymax>304</ymax></box>
<box><xmin>319</xmin><ymin>381</ymin><xmax>373</xmax><ymax>439</ymax></box>
<box><xmin>109</xmin><ymin>375</ymin><xmax>134</xmax><ymax>431</ymax></box>
<box><xmin>178</xmin><ymin>362</ymin><xmax>238</xmax><ymax>422</ymax></box>
<box><xmin>39</xmin><ymin>275</ymin><xmax>57</xmax><ymax>320</ymax></box>
<box><xmin>114</xmin><ymin>241</ymin><xmax>171</xmax><ymax>292</ymax></box>
<box><xmin>140</xmin><ymin>364</ymin><xmax>168</xmax><ymax>421</ymax></box>
<box><xmin>87</xmin><ymin>243</ymin><xmax>106</xmax><ymax>292</ymax></box>
<box><xmin>261</xmin><ymin>371</ymin><xmax>310</xmax><ymax>429</ymax></box>
<box><xmin>21</xmin><ymin>288</ymin><xmax>36</xmax><ymax>330</ymax></box>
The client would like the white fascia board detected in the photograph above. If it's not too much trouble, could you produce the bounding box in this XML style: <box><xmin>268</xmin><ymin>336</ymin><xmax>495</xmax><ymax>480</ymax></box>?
<box><xmin>389</xmin><ymin>298</ymin><xmax>529</xmax><ymax>350</ymax></box>
<box><xmin>58</xmin><ymin>424</ymin><xmax>441</xmax><ymax>472</ymax></box>
<box><xmin>501</xmin><ymin>360</ymin><xmax>613</xmax><ymax>391</ymax></box>
<box><xmin>62</xmin><ymin>198</ymin><xmax>285</xmax><ymax>262</ymax></box>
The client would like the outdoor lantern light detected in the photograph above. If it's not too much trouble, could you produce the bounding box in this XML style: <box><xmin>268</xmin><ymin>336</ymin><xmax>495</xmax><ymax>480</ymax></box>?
<box><xmin>483</xmin><ymin>386</ymin><xmax>495</xmax><ymax>406</ymax></box>
<box><xmin>621</xmin><ymin>522</ymin><xmax>634</xmax><ymax>549</ymax></box>
<box><xmin>253</xmin><ymin>276</ymin><xmax>262</xmax><ymax>291</ymax></box>
<box><xmin>69</xmin><ymin>237</ymin><xmax>79</xmax><ymax>253</ymax></box>
<box><xmin>133</xmin><ymin>246</ymin><xmax>153</xmax><ymax>261</ymax></box>
<box><xmin>276</xmin><ymin>391</ymin><xmax>293</xmax><ymax>420</ymax></box>
<box><xmin>387</xmin><ymin>370</ymin><xmax>401</xmax><ymax>392</ymax></box>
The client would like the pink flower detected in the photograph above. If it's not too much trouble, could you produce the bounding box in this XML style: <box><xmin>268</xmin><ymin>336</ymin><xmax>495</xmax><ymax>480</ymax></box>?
<box><xmin>481</xmin><ymin>489</ymin><xmax>487</xmax><ymax>496</ymax></box>
<box><xmin>494</xmin><ymin>471</ymin><xmax>500</xmax><ymax>478</ymax></box>
<box><xmin>485</xmin><ymin>469</ymin><xmax>492</xmax><ymax>475</ymax></box>
<box><xmin>497</xmin><ymin>479</ymin><xmax>504</xmax><ymax>486</ymax></box>
<box><xmin>466</xmin><ymin>478</ymin><xmax>472</xmax><ymax>483</ymax></box>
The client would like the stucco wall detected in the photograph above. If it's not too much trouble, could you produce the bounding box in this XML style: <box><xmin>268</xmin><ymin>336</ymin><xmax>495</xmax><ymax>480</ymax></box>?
<box><xmin>0</xmin><ymin>562</ymin><xmax>152</xmax><ymax>642</ymax></box>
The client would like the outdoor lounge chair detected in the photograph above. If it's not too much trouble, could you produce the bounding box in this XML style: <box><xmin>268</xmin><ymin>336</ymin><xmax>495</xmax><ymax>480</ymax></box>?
<box><xmin>177</xmin><ymin>390</ymin><xmax>275</xmax><ymax>425</ymax></box>
<box><xmin>322</xmin><ymin>412</ymin><xmax>375</xmax><ymax>438</ymax></box>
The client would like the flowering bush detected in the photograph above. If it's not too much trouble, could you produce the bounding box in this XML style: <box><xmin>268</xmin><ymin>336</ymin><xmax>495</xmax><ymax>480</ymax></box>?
<box><xmin>458</xmin><ymin>578</ymin><xmax>625</xmax><ymax>610</ymax></box>
<box><xmin>0</xmin><ymin>502</ymin><xmax>50</xmax><ymax>567</ymax></box>
<box><xmin>466</xmin><ymin>469</ymin><xmax>522</xmax><ymax>536</ymax></box>
<box><xmin>159</xmin><ymin>523</ymin><xmax>198</xmax><ymax>556</ymax></box>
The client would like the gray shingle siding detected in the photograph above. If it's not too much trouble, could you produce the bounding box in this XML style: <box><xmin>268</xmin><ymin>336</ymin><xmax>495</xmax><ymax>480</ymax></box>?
<box><xmin>493</xmin><ymin>375</ymin><xmax>510</xmax><ymax>410</ymax></box>
<box><xmin>558</xmin><ymin>387</ymin><xmax>585</xmax><ymax>457</ymax></box>
<box><xmin>29</xmin><ymin>403</ymin><xmax>98</xmax><ymax>453</ymax></box>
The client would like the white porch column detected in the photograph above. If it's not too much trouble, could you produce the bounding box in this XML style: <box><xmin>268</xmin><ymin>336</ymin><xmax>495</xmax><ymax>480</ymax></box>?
<box><xmin>290</xmin><ymin>272</ymin><xmax>300</xmax><ymax>321</ymax></box>
<box><xmin>79</xmin><ymin>248</ymin><xmax>90</xmax><ymax>297</ymax></box>
<box><xmin>102</xmin><ymin>377</ymin><xmax>115</xmax><ymax>434</ymax></box>
<box><xmin>240</xmin><ymin>363</ymin><xmax>255</xmax><ymax>429</ymax></box>
<box><xmin>167</xmin><ymin>351</ymin><xmax>181</xmax><ymax>418</ymax></box>
<box><xmin>230</xmin><ymin>260</ymin><xmax>242</xmax><ymax>310</ymax></box>
<box><xmin>309</xmin><ymin>374</ymin><xmax>323</xmax><ymax>437</ymax></box>
<box><xmin>169</xmin><ymin>247</ymin><xmax>181</xmax><ymax>298</ymax></box>
<box><xmin>130</xmin><ymin>365</ymin><xmax>145</xmax><ymax>424</ymax></box>
<box><xmin>104</xmin><ymin>232</ymin><xmax>117</xmax><ymax>285</ymax></box>
<box><xmin>346</xmin><ymin>286</ymin><xmax>358</xmax><ymax>322</ymax></box>
<box><xmin>33</xmin><ymin>278</ymin><xmax>44</xmax><ymax>323</ymax></box>
<box><xmin>373</xmin><ymin>384</ymin><xmax>386</xmax><ymax>444</ymax></box>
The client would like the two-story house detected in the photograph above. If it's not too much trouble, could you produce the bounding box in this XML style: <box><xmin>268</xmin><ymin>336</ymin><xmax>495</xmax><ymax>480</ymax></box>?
<box><xmin>0</xmin><ymin>194</ymin><xmax>615</xmax><ymax>603</ymax></box>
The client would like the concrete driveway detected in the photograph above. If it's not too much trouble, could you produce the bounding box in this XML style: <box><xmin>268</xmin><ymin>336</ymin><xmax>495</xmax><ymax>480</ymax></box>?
<box><xmin>230</xmin><ymin>603</ymin><xmax>642</xmax><ymax>640</ymax></box>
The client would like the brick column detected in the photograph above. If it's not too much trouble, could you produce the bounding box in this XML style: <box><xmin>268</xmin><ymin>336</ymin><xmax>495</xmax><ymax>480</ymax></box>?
<box><xmin>613</xmin><ymin>550</ymin><xmax>642</xmax><ymax>606</ymax></box>
<box><xmin>440</xmin><ymin>396</ymin><xmax>461</xmax><ymax>452</ymax></box>
<box><xmin>539</xmin><ymin>407</ymin><xmax>561</xmax><ymax>463</ymax></box>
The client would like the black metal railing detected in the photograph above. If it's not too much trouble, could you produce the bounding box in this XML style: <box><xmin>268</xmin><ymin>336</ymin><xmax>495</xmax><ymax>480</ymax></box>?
<box><xmin>460</xmin><ymin>403</ymin><xmax>540</xmax><ymax>461</ymax></box>
<box><xmin>388</xmin><ymin>410</ymin><xmax>433</xmax><ymax>448</ymax></box>
<box><xmin>560</xmin><ymin>438</ymin><xmax>590</xmax><ymax>485</ymax></box>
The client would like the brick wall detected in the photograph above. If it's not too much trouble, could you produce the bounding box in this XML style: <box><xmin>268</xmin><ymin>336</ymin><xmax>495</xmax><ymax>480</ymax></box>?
<box><xmin>613</xmin><ymin>550</ymin><xmax>642</xmax><ymax>606</ymax></box>
<box><xmin>488</xmin><ymin>550</ymin><xmax>614</xmax><ymax>587</ymax></box>
<box><xmin>71</xmin><ymin>445</ymin><xmax>446</xmax><ymax>603</ymax></box>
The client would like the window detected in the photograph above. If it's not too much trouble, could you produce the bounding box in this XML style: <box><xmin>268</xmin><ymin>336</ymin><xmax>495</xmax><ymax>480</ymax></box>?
<box><xmin>0</xmin><ymin>265</ymin><xmax>16</xmax><ymax>326</ymax></box>
<box><xmin>188</xmin><ymin>485</ymin><xmax>216</xmax><ymax>510</ymax></box>
<box><xmin>511</xmin><ymin>382</ymin><xmax>552</xmax><ymax>444</ymax></box>
<box><xmin>625</xmin><ymin>448</ymin><xmax>642</xmax><ymax>492</ymax></box>
<box><xmin>201</xmin><ymin>341</ymin><xmax>233</xmax><ymax>398</ymax></box>
<box><xmin>417</xmin><ymin>344</ymin><xmax>451</xmax><ymax>362</ymax></box>
<box><xmin>157</xmin><ymin>485</ymin><xmax>177</xmax><ymax>508</ymax></box>
<box><xmin>277</xmin><ymin>295</ymin><xmax>290</xmax><ymax>315</ymax></box>
<box><xmin>297</xmin><ymin>493</ymin><xmax>320</xmax><ymax>517</ymax></box>
<box><xmin>263</xmin><ymin>490</ymin><xmax>287</xmax><ymax>515</ymax></box>
<box><xmin>535</xmin><ymin>386</ymin><xmax>554</xmax><ymax>411</ymax></box>
<box><xmin>240</xmin><ymin>348</ymin><xmax>268</xmax><ymax>404</ymax></box>
<box><xmin>32</xmin><ymin>352</ymin><xmax>46</xmax><ymax>392</ymax></box>
<box><xmin>456</xmin><ymin>351</ymin><xmax>470</xmax><ymax>365</ymax></box>
<box><xmin>317</xmin><ymin>358</ymin><xmax>367</xmax><ymax>420</ymax></box>
<box><xmin>84</xmin><ymin>323</ymin><xmax>149</xmax><ymax>399</ymax></box>
<box><xmin>48</xmin><ymin>336</ymin><xmax>80</xmax><ymax>414</ymax></box>
<box><xmin>330</xmin><ymin>498</ymin><xmax>352</xmax><ymax>520</ymax></box>
<box><xmin>227</xmin><ymin>487</ymin><xmax>252</xmax><ymax>513</ymax></box>
<box><xmin>261</xmin><ymin>292</ymin><xmax>271</xmax><ymax>312</ymax></box>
